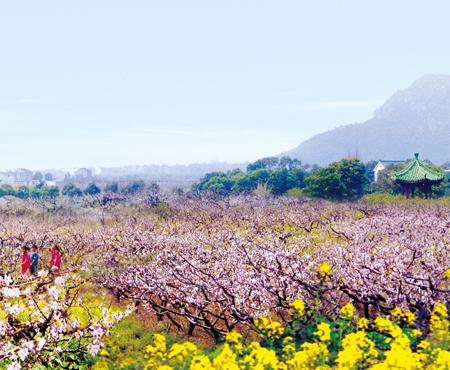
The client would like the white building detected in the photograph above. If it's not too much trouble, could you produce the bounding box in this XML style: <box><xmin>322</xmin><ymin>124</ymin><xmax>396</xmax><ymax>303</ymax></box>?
<box><xmin>373</xmin><ymin>160</ymin><xmax>404</xmax><ymax>182</ymax></box>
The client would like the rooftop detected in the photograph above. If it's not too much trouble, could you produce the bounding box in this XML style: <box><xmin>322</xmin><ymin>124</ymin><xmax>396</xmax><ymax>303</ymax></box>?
<box><xmin>391</xmin><ymin>153</ymin><xmax>445</xmax><ymax>183</ymax></box>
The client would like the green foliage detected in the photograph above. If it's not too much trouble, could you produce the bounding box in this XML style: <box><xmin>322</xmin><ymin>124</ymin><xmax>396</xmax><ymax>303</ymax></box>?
<box><xmin>153</xmin><ymin>200</ymin><xmax>174</xmax><ymax>220</ymax></box>
<box><xmin>93</xmin><ymin>315</ymin><xmax>182</xmax><ymax>370</ymax></box>
<box><xmin>287</xmin><ymin>187</ymin><xmax>305</xmax><ymax>198</ymax></box>
<box><xmin>123</xmin><ymin>180</ymin><xmax>146</xmax><ymax>195</ymax></box>
<box><xmin>104</xmin><ymin>182</ymin><xmax>119</xmax><ymax>193</ymax></box>
<box><xmin>0</xmin><ymin>184</ymin><xmax>59</xmax><ymax>199</ymax></box>
<box><xmin>195</xmin><ymin>157</ymin><xmax>306</xmax><ymax>196</ymax></box>
<box><xmin>62</xmin><ymin>183</ymin><xmax>83</xmax><ymax>197</ymax></box>
<box><xmin>148</xmin><ymin>182</ymin><xmax>161</xmax><ymax>193</ymax></box>
<box><xmin>372</xmin><ymin>163</ymin><xmax>405</xmax><ymax>194</ymax></box>
<box><xmin>362</xmin><ymin>192</ymin><xmax>450</xmax><ymax>205</ymax></box>
<box><xmin>246</xmin><ymin>156</ymin><xmax>280</xmax><ymax>171</ymax></box>
<box><xmin>85</xmin><ymin>182</ymin><xmax>102</xmax><ymax>195</ymax></box>
<box><xmin>304</xmin><ymin>159</ymin><xmax>368</xmax><ymax>201</ymax></box>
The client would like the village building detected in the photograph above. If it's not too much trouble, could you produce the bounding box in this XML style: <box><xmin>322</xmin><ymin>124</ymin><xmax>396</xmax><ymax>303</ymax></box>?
<box><xmin>0</xmin><ymin>169</ymin><xmax>34</xmax><ymax>186</ymax></box>
<box><xmin>373</xmin><ymin>160</ymin><xmax>403</xmax><ymax>182</ymax></box>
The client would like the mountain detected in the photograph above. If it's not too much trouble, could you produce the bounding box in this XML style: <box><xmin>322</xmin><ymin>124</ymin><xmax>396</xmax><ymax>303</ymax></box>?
<box><xmin>284</xmin><ymin>75</ymin><xmax>450</xmax><ymax>166</ymax></box>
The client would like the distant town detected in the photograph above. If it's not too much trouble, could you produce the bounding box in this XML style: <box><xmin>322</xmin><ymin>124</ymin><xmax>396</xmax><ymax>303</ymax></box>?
<box><xmin>0</xmin><ymin>162</ymin><xmax>247</xmax><ymax>191</ymax></box>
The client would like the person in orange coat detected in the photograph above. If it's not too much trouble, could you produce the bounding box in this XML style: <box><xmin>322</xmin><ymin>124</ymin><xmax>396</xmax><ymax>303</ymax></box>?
<box><xmin>50</xmin><ymin>245</ymin><xmax>61</xmax><ymax>275</ymax></box>
<box><xmin>21</xmin><ymin>245</ymin><xmax>31</xmax><ymax>275</ymax></box>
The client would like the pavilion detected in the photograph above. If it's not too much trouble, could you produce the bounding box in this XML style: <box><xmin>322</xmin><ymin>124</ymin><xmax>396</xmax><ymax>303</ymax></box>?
<box><xmin>391</xmin><ymin>153</ymin><xmax>445</xmax><ymax>198</ymax></box>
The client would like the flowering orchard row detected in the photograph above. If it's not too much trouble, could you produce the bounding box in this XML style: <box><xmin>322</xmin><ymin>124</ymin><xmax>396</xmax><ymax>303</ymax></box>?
<box><xmin>1</xmin><ymin>196</ymin><xmax>449</xmax><ymax>364</ymax></box>
<box><xmin>94</xmin><ymin>197</ymin><xmax>449</xmax><ymax>341</ymax></box>
<box><xmin>93</xmin><ymin>299</ymin><xmax>450</xmax><ymax>369</ymax></box>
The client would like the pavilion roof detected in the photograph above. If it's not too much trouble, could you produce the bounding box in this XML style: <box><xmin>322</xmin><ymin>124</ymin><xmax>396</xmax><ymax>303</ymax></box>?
<box><xmin>391</xmin><ymin>153</ymin><xmax>445</xmax><ymax>184</ymax></box>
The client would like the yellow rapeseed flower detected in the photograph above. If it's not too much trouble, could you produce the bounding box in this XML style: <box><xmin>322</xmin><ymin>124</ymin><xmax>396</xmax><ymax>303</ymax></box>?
<box><xmin>391</xmin><ymin>307</ymin><xmax>415</xmax><ymax>326</ymax></box>
<box><xmin>429</xmin><ymin>303</ymin><xmax>449</xmax><ymax>343</ymax></box>
<box><xmin>226</xmin><ymin>331</ymin><xmax>242</xmax><ymax>344</ymax></box>
<box><xmin>357</xmin><ymin>318</ymin><xmax>369</xmax><ymax>331</ymax></box>
<box><xmin>319</xmin><ymin>262</ymin><xmax>332</xmax><ymax>281</ymax></box>
<box><xmin>336</xmin><ymin>331</ymin><xmax>378</xmax><ymax>369</ymax></box>
<box><xmin>255</xmin><ymin>317</ymin><xmax>284</xmax><ymax>339</ymax></box>
<box><xmin>168</xmin><ymin>341</ymin><xmax>197</xmax><ymax>361</ymax></box>
<box><xmin>213</xmin><ymin>343</ymin><xmax>239</xmax><ymax>370</ymax></box>
<box><xmin>340</xmin><ymin>302</ymin><xmax>355</xmax><ymax>320</ymax></box>
<box><xmin>190</xmin><ymin>355</ymin><xmax>214</xmax><ymax>370</ymax></box>
<box><xmin>290</xmin><ymin>299</ymin><xmax>305</xmax><ymax>317</ymax></box>
<box><xmin>287</xmin><ymin>342</ymin><xmax>329</xmax><ymax>369</ymax></box>
<box><xmin>239</xmin><ymin>341</ymin><xmax>280</xmax><ymax>369</ymax></box>
<box><xmin>314</xmin><ymin>322</ymin><xmax>331</xmax><ymax>342</ymax></box>
<box><xmin>146</xmin><ymin>334</ymin><xmax>167</xmax><ymax>355</ymax></box>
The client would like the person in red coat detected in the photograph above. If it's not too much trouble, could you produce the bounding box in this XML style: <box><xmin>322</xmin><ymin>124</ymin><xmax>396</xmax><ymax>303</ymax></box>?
<box><xmin>21</xmin><ymin>245</ymin><xmax>31</xmax><ymax>275</ymax></box>
<box><xmin>50</xmin><ymin>245</ymin><xmax>61</xmax><ymax>275</ymax></box>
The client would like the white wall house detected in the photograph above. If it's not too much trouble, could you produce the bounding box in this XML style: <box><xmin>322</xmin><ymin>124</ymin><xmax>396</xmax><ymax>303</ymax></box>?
<box><xmin>373</xmin><ymin>160</ymin><xmax>404</xmax><ymax>182</ymax></box>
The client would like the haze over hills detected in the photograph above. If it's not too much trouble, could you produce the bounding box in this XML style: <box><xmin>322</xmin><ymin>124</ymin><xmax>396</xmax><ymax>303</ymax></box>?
<box><xmin>284</xmin><ymin>75</ymin><xmax>450</xmax><ymax>166</ymax></box>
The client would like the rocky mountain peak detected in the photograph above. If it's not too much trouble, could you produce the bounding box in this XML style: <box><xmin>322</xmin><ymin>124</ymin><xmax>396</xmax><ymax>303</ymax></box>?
<box><xmin>284</xmin><ymin>75</ymin><xmax>450</xmax><ymax>166</ymax></box>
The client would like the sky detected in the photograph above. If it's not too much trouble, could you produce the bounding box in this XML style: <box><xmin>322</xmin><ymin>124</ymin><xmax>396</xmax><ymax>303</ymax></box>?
<box><xmin>1</xmin><ymin>0</ymin><xmax>450</xmax><ymax>170</ymax></box>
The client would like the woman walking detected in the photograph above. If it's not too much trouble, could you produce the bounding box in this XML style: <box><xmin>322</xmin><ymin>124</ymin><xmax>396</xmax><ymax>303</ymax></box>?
<box><xmin>50</xmin><ymin>244</ymin><xmax>61</xmax><ymax>275</ymax></box>
<box><xmin>21</xmin><ymin>245</ymin><xmax>31</xmax><ymax>275</ymax></box>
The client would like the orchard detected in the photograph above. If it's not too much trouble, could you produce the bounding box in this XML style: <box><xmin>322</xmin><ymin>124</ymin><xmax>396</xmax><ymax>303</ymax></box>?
<box><xmin>0</xmin><ymin>194</ymin><xmax>449</xmax><ymax>369</ymax></box>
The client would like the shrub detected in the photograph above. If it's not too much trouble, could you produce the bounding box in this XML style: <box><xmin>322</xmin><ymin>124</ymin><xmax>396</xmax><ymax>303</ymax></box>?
<box><xmin>286</xmin><ymin>187</ymin><xmax>305</xmax><ymax>198</ymax></box>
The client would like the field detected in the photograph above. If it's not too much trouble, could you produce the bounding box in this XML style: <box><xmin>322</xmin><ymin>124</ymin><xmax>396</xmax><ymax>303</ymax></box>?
<box><xmin>0</xmin><ymin>194</ymin><xmax>449</xmax><ymax>369</ymax></box>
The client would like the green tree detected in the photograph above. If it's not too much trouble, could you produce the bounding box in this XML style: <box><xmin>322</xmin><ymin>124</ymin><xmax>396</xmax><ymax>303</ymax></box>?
<box><xmin>16</xmin><ymin>186</ymin><xmax>30</xmax><ymax>199</ymax></box>
<box><xmin>123</xmin><ymin>180</ymin><xmax>145</xmax><ymax>194</ymax></box>
<box><xmin>268</xmin><ymin>169</ymin><xmax>290</xmax><ymax>195</ymax></box>
<box><xmin>46</xmin><ymin>186</ymin><xmax>60</xmax><ymax>199</ymax></box>
<box><xmin>84</xmin><ymin>183</ymin><xmax>101</xmax><ymax>195</ymax></box>
<box><xmin>373</xmin><ymin>163</ymin><xmax>404</xmax><ymax>194</ymax></box>
<box><xmin>286</xmin><ymin>167</ymin><xmax>306</xmax><ymax>189</ymax></box>
<box><xmin>232</xmin><ymin>169</ymin><xmax>270</xmax><ymax>193</ymax></box>
<box><xmin>0</xmin><ymin>185</ymin><xmax>15</xmax><ymax>197</ymax></box>
<box><xmin>62</xmin><ymin>183</ymin><xmax>83</xmax><ymax>197</ymax></box>
<box><xmin>304</xmin><ymin>159</ymin><xmax>368</xmax><ymax>200</ymax></box>
<box><xmin>104</xmin><ymin>182</ymin><xmax>119</xmax><ymax>193</ymax></box>
<box><xmin>246</xmin><ymin>157</ymin><xmax>279</xmax><ymax>171</ymax></box>
<box><xmin>279</xmin><ymin>156</ymin><xmax>301</xmax><ymax>170</ymax></box>
<box><xmin>148</xmin><ymin>182</ymin><xmax>160</xmax><ymax>193</ymax></box>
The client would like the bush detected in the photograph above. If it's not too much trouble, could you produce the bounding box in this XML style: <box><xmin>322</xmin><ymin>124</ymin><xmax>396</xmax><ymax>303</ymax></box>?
<box><xmin>62</xmin><ymin>183</ymin><xmax>83</xmax><ymax>197</ymax></box>
<box><xmin>85</xmin><ymin>183</ymin><xmax>102</xmax><ymax>196</ymax></box>
<box><xmin>123</xmin><ymin>180</ymin><xmax>146</xmax><ymax>195</ymax></box>
<box><xmin>286</xmin><ymin>187</ymin><xmax>305</xmax><ymax>198</ymax></box>
<box><xmin>362</xmin><ymin>193</ymin><xmax>450</xmax><ymax>205</ymax></box>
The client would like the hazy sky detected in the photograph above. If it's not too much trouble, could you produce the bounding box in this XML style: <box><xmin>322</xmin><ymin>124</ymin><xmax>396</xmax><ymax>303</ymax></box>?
<box><xmin>1</xmin><ymin>1</ymin><xmax>450</xmax><ymax>169</ymax></box>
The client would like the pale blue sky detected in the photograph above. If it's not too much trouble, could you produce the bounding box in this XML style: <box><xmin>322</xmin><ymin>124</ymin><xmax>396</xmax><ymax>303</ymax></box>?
<box><xmin>1</xmin><ymin>1</ymin><xmax>450</xmax><ymax>169</ymax></box>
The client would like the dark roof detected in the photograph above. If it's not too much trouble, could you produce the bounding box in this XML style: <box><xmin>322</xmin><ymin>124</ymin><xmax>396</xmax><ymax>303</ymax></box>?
<box><xmin>378</xmin><ymin>160</ymin><xmax>404</xmax><ymax>164</ymax></box>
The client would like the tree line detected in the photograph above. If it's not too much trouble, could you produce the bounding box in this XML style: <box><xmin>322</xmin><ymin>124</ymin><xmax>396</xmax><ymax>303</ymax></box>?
<box><xmin>194</xmin><ymin>156</ymin><xmax>449</xmax><ymax>200</ymax></box>
<box><xmin>0</xmin><ymin>180</ymin><xmax>161</xmax><ymax>199</ymax></box>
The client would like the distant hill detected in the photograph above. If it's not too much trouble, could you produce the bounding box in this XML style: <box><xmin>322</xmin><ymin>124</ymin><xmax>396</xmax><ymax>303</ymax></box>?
<box><xmin>284</xmin><ymin>75</ymin><xmax>450</xmax><ymax>166</ymax></box>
